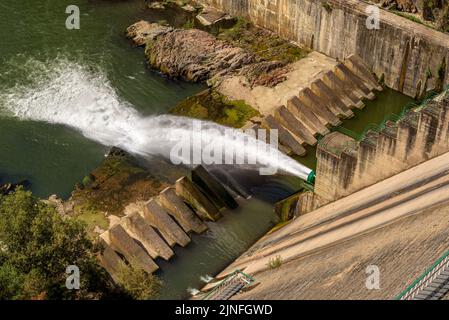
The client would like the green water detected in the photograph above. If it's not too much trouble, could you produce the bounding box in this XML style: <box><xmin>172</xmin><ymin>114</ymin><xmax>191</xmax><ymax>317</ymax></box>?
<box><xmin>0</xmin><ymin>0</ymin><xmax>203</xmax><ymax>198</ymax></box>
<box><xmin>0</xmin><ymin>0</ymin><xmax>416</xmax><ymax>300</ymax></box>
<box><xmin>0</xmin><ymin>0</ymin><xmax>286</xmax><ymax>300</ymax></box>
<box><xmin>295</xmin><ymin>88</ymin><xmax>415</xmax><ymax>170</ymax></box>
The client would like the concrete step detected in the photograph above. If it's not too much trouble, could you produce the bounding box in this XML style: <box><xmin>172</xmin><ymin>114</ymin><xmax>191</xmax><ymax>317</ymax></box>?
<box><xmin>335</xmin><ymin>63</ymin><xmax>376</xmax><ymax>100</ymax></box>
<box><xmin>98</xmin><ymin>239</ymin><xmax>124</xmax><ymax>283</ymax></box>
<box><xmin>192</xmin><ymin>165</ymin><xmax>239</xmax><ymax>210</ymax></box>
<box><xmin>344</xmin><ymin>54</ymin><xmax>383</xmax><ymax>91</ymax></box>
<box><xmin>212</xmin><ymin>169</ymin><xmax>252</xmax><ymax>199</ymax></box>
<box><xmin>121</xmin><ymin>211</ymin><xmax>174</xmax><ymax>261</ymax></box>
<box><xmin>287</xmin><ymin>96</ymin><xmax>329</xmax><ymax>136</ymax></box>
<box><xmin>274</xmin><ymin>106</ymin><xmax>317</xmax><ymax>146</ymax></box>
<box><xmin>262</xmin><ymin>115</ymin><xmax>307</xmax><ymax>156</ymax></box>
<box><xmin>108</xmin><ymin>225</ymin><xmax>159</xmax><ymax>274</ymax></box>
<box><xmin>324</xmin><ymin>71</ymin><xmax>365</xmax><ymax>109</ymax></box>
<box><xmin>157</xmin><ymin>187</ymin><xmax>208</xmax><ymax>234</ymax></box>
<box><xmin>298</xmin><ymin>88</ymin><xmax>342</xmax><ymax>127</ymax></box>
<box><xmin>175</xmin><ymin>176</ymin><xmax>221</xmax><ymax>222</ymax></box>
<box><xmin>143</xmin><ymin>199</ymin><xmax>191</xmax><ymax>248</ymax></box>
<box><xmin>310</xmin><ymin>79</ymin><xmax>354</xmax><ymax>118</ymax></box>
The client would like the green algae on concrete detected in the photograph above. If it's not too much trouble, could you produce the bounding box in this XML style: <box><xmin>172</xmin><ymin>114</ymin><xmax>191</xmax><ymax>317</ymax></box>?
<box><xmin>170</xmin><ymin>89</ymin><xmax>260</xmax><ymax>128</ymax></box>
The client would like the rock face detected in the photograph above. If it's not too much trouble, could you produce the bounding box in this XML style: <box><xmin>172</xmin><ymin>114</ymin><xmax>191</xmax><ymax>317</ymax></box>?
<box><xmin>198</xmin><ymin>0</ymin><xmax>449</xmax><ymax>98</ymax></box>
<box><xmin>127</xmin><ymin>21</ymin><xmax>287</xmax><ymax>85</ymax></box>
<box><xmin>126</xmin><ymin>20</ymin><xmax>173</xmax><ymax>46</ymax></box>
<box><xmin>145</xmin><ymin>27</ymin><xmax>256</xmax><ymax>82</ymax></box>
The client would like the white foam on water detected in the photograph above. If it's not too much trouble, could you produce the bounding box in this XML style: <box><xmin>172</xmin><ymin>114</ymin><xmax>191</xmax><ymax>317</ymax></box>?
<box><xmin>0</xmin><ymin>59</ymin><xmax>313</xmax><ymax>179</ymax></box>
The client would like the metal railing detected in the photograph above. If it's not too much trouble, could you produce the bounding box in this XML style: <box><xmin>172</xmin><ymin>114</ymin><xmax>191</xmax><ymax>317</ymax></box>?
<box><xmin>202</xmin><ymin>270</ymin><xmax>255</xmax><ymax>300</ymax></box>
<box><xmin>395</xmin><ymin>250</ymin><xmax>449</xmax><ymax>300</ymax></box>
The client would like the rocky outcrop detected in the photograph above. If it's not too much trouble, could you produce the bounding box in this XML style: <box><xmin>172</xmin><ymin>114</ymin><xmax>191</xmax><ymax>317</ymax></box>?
<box><xmin>198</xmin><ymin>0</ymin><xmax>449</xmax><ymax>98</ymax></box>
<box><xmin>126</xmin><ymin>20</ymin><xmax>173</xmax><ymax>46</ymax></box>
<box><xmin>145</xmin><ymin>27</ymin><xmax>256</xmax><ymax>82</ymax></box>
<box><xmin>127</xmin><ymin>21</ymin><xmax>290</xmax><ymax>86</ymax></box>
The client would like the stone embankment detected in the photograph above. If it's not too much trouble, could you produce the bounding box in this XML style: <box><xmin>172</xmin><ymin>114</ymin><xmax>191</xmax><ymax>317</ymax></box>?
<box><xmin>98</xmin><ymin>165</ymin><xmax>244</xmax><ymax>280</ymax></box>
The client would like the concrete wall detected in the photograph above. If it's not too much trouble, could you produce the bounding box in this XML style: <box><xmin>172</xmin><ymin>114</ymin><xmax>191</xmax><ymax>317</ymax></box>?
<box><xmin>199</xmin><ymin>0</ymin><xmax>449</xmax><ymax>97</ymax></box>
<box><xmin>314</xmin><ymin>91</ymin><xmax>449</xmax><ymax>204</ymax></box>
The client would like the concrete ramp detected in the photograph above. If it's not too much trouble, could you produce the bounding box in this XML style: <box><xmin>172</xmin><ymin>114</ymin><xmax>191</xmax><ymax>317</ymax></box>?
<box><xmin>274</xmin><ymin>106</ymin><xmax>317</xmax><ymax>146</ymax></box>
<box><xmin>287</xmin><ymin>97</ymin><xmax>329</xmax><ymax>136</ymax></box>
<box><xmin>157</xmin><ymin>187</ymin><xmax>208</xmax><ymax>234</ymax></box>
<box><xmin>344</xmin><ymin>54</ymin><xmax>383</xmax><ymax>92</ymax></box>
<box><xmin>310</xmin><ymin>79</ymin><xmax>354</xmax><ymax>118</ymax></box>
<box><xmin>262</xmin><ymin>115</ymin><xmax>306</xmax><ymax>156</ymax></box>
<box><xmin>175</xmin><ymin>176</ymin><xmax>221</xmax><ymax>221</ymax></box>
<box><xmin>121</xmin><ymin>211</ymin><xmax>174</xmax><ymax>261</ymax></box>
<box><xmin>98</xmin><ymin>239</ymin><xmax>124</xmax><ymax>283</ymax></box>
<box><xmin>143</xmin><ymin>199</ymin><xmax>191</xmax><ymax>248</ymax></box>
<box><xmin>108</xmin><ymin>225</ymin><xmax>159</xmax><ymax>274</ymax></box>
<box><xmin>192</xmin><ymin>165</ymin><xmax>239</xmax><ymax>210</ymax></box>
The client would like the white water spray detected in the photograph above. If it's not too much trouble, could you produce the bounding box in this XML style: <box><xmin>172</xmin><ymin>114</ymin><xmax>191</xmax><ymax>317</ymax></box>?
<box><xmin>0</xmin><ymin>59</ymin><xmax>312</xmax><ymax>179</ymax></box>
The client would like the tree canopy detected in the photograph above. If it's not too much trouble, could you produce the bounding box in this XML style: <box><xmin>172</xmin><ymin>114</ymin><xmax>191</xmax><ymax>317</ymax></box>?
<box><xmin>0</xmin><ymin>187</ymin><xmax>115</xmax><ymax>299</ymax></box>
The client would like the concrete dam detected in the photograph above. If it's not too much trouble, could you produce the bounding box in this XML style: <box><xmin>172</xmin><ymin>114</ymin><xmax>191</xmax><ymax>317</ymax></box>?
<box><xmin>199</xmin><ymin>0</ymin><xmax>449</xmax><ymax>98</ymax></box>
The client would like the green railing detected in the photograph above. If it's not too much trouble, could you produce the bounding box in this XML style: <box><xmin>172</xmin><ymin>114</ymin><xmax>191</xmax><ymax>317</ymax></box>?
<box><xmin>202</xmin><ymin>269</ymin><xmax>255</xmax><ymax>300</ymax></box>
<box><xmin>353</xmin><ymin>86</ymin><xmax>449</xmax><ymax>143</ymax></box>
<box><xmin>395</xmin><ymin>250</ymin><xmax>449</xmax><ymax>300</ymax></box>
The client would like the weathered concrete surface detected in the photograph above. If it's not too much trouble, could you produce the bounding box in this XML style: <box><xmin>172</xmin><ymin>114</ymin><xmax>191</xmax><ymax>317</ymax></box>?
<box><xmin>175</xmin><ymin>176</ymin><xmax>221</xmax><ymax>221</ymax></box>
<box><xmin>274</xmin><ymin>106</ymin><xmax>317</xmax><ymax>145</ymax></box>
<box><xmin>206</xmin><ymin>152</ymin><xmax>449</xmax><ymax>299</ymax></box>
<box><xmin>121</xmin><ymin>211</ymin><xmax>174</xmax><ymax>261</ymax></box>
<box><xmin>143</xmin><ymin>199</ymin><xmax>191</xmax><ymax>248</ymax></box>
<box><xmin>157</xmin><ymin>187</ymin><xmax>208</xmax><ymax>234</ymax></box>
<box><xmin>98</xmin><ymin>239</ymin><xmax>123</xmax><ymax>283</ymax></box>
<box><xmin>108</xmin><ymin>225</ymin><xmax>159</xmax><ymax>274</ymax></box>
<box><xmin>313</xmin><ymin>91</ymin><xmax>449</xmax><ymax>204</ymax></box>
<box><xmin>191</xmin><ymin>165</ymin><xmax>238</xmax><ymax>210</ymax></box>
<box><xmin>217</xmin><ymin>51</ymin><xmax>338</xmax><ymax>114</ymax></box>
<box><xmin>261</xmin><ymin>115</ymin><xmax>307</xmax><ymax>155</ymax></box>
<box><xmin>234</xmin><ymin>199</ymin><xmax>449</xmax><ymax>299</ymax></box>
<box><xmin>199</xmin><ymin>0</ymin><xmax>449</xmax><ymax>98</ymax></box>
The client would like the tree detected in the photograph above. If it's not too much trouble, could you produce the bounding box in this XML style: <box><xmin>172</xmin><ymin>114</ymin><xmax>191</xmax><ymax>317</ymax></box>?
<box><xmin>116</xmin><ymin>264</ymin><xmax>162</xmax><ymax>300</ymax></box>
<box><xmin>0</xmin><ymin>187</ymin><xmax>115</xmax><ymax>299</ymax></box>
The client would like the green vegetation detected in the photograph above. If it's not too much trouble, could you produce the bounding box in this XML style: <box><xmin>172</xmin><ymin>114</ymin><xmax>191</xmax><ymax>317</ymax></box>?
<box><xmin>170</xmin><ymin>89</ymin><xmax>260</xmax><ymax>128</ymax></box>
<box><xmin>0</xmin><ymin>187</ymin><xmax>164</xmax><ymax>300</ymax></box>
<box><xmin>267</xmin><ymin>255</ymin><xmax>283</xmax><ymax>269</ymax></box>
<box><xmin>0</xmin><ymin>188</ymin><xmax>115</xmax><ymax>299</ymax></box>
<box><xmin>72</xmin><ymin>148</ymin><xmax>168</xmax><ymax>234</ymax></box>
<box><xmin>393</xmin><ymin>11</ymin><xmax>426</xmax><ymax>25</ymax></box>
<box><xmin>116</xmin><ymin>264</ymin><xmax>162</xmax><ymax>300</ymax></box>
<box><xmin>217</xmin><ymin>18</ymin><xmax>310</xmax><ymax>64</ymax></box>
<box><xmin>322</xmin><ymin>2</ymin><xmax>333</xmax><ymax>13</ymax></box>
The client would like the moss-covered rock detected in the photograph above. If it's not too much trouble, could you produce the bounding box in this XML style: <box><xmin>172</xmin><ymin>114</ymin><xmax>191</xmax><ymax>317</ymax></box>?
<box><xmin>217</xmin><ymin>18</ymin><xmax>310</xmax><ymax>65</ymax></box>
<box><xmin>170</xmin><ymin>89</ymin><xmax>260</xmax><ymax>128</ymax></box>
<box><xmin>71</xmin><ymin>148</ymin><xmax>169</xmax><ymax>234</ymax></box>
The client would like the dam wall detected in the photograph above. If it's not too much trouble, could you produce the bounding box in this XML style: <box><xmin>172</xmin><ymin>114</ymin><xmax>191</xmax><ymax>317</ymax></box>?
<box><xmin>198</xmin><ymin>0</ymin><xmax>449</xmax><ymax>98</ymax></box>
<box><xmin>314</xmin><ymin>90</ymin><xmax>449</xmax><ymax>204</ymax></box>
<box><xmin>98</xmin><ymin>166</ymin><xmax>244</xmax><ymax>280</ymax></box>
